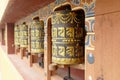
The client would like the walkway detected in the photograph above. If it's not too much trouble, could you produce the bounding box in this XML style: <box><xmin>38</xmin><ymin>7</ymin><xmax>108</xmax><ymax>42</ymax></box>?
<box><xmin>0</xmin><ymin>72</ymin><xmax>2</xmax><ymax>80</ymax></box>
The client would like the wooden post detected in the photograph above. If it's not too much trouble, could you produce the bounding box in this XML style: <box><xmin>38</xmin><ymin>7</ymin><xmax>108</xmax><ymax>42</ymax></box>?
<box><xmin>29</xmin><ymin>54</ymin><xmax>39</xmax><ymax>66</ymax></box>
<box><xmin>44</xmin><ymin>17</ymin><xmax>52</xmax><ymax>80</ymax></box>
<box><xmin>5</xmin><ymin>23</ymin><xmax>15</xmax><ymax>54</ymax></box>
<box><xmin>20</xmin><ymin>47</ymin><xmax>26</xmax><ymax>59</ymax></box>
<box><xmin>15</xmin><ymin>45</ymin><xmax>20</xmax><ymax>55</ymax></box>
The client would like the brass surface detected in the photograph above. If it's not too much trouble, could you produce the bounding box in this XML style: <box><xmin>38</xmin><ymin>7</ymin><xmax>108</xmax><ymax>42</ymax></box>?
<box><xmin>20</xmin><ymin>23</ymin><xmax>28</xmax><ymax>48</ymax></box>
<box><xmin>14</xmin><ymin>25</ymin><xmax>20</xmax><ymax>45</ymax></box>
<box><xmin>52</xmin><ymin>10</ymin><xmax>85</xmax><ymax>64</ymax></box>
<box><xmin>30</xmin><ymin>19</ymin><xmax>44</xmax><ymax>53</ymax></box>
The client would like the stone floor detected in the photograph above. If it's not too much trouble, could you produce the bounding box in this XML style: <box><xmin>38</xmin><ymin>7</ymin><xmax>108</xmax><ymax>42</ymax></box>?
<box><xmin>0</xmin><ymin>45</ymin><xmax>42</xmax><ymax>80</ymax></box>
<box><xmin>8</xmin><ymin>54</ymin><xmax>43</xmax><ymax>80</ymax></box>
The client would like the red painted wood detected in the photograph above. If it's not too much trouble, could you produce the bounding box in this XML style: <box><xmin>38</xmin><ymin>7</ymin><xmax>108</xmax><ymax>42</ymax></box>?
<box><xmin>5</xmin><ymin>23</ymin><xmax>15</xmax><ymax>54</ymax></box>
<box><xmin>1</xmin><ymin>0</ymin><xmax>55</xmax><ymax>24</ymax></box>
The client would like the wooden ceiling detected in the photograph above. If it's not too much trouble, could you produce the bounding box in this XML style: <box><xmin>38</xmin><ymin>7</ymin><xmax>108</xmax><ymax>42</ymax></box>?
<box><xmin>0</xmin><ymin>0</ymin><xmax>55</xmax><ymax>27</ymax></box>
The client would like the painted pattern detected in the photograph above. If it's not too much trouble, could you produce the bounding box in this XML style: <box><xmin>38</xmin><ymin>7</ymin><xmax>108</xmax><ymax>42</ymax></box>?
<box><xmin>85</xmin><ymin>17</ymin><xmax>95</xmax><ymax>50</ymax></box>
<box><xmin>30</xmin><ymin>20</ymin><xmax>44</xmax><ymax>53</ymax></box>
<box><xmin>16</xmin><ymin>0</ymin><xmax>96</xmax><ymax>26</ymax></box>
<box><xmin>83</xmin><ymin>2</ymin><xmax>95</xmax><ymax>17</ymax></box>
<box><xmin>71</xmin><ymin>0</ymin><xmax>81</xmax><ymax>6</ymax></box>
<box><xmin>20</xmin><ymin>23</ymin><xmax>28</xmax><ymax>48</ymax></box>
<box><xmin>52</xmin><ymin>10</ymin><xmax>85</xmax><ymax>64</ymax></box>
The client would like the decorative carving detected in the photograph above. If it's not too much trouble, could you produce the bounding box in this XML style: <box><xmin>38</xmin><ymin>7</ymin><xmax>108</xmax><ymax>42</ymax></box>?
<box><xmin>52</xmin><ymin>11</ymin><xmax>83</xmax><ymax>24</ymax></box>
<box><xmin>82</xmin><ymin>0</ymin><xmax>94</xmax><ymax>4</ymax></box>
<box><xmin>14</xmin><ymin>25</ymin><xmax>20</xmax><ymax>45</ymax></box>
<box><xmin>71</xmin><ymin>0</ymin><xmax>81</xmax><ymax>6</ymax></box>
<box><xmin>20</xmin><ymin>22</ymin><xmax>28</xmax><ymax>48</ymax></box>
<box><xmin>55</xmin><ymin>0</ymin><xmax>66</xmax><ymax>5</ymax></box>
<box><xmin>30</xmin><ymin>17</ymin><xmax>44</xmax><ymax>53</ymax></box>
<box><xmin>52</xmin><ymin>9</ymin><xmax>85</xmax><ymax>64</ymax></box>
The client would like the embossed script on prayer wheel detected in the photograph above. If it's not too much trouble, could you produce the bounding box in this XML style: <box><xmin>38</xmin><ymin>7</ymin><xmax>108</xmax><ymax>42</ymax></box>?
<box><xmin>20</xmin><ymin>22</ymin><xmax>28</xmax><ymax>48</ymax></box>
<box><xmin>52</xmin><ymin>10</ymin><xmax>85</xmax><ymax>64</ymax></box>
<box><xmin>30</xmin><ymin>17</ymin><xmax>44</xmax><ymax>53</ymax></box>
<box><xmin>14</xmin><ymin>25</ymin><xmax>20</xmax><ymax>45</ymax></box>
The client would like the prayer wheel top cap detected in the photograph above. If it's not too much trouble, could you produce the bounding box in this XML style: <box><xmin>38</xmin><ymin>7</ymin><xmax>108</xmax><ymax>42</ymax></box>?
<box><xmin>53</xmin><ymin>4</ymin><xmax>71</xmax><ymax>12</ymax></box>
<box><xmin>72</xmin><ymin>8</ymin><xmax>85</xmax><ymax>16</ymax></box>
<box><xmin>33</xmin><ymin>16</ymin><xmax>39</xmax><ymax>21</ymax></box>
<box><xmin>22</xmin><ymin>22</ymin><xmax>26</xmax><ymax>24</ymax></box>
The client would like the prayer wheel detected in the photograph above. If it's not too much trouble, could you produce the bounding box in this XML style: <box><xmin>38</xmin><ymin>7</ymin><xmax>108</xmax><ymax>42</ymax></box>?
<box><xmin>30</xmin><ymin>17</ymin><xmax>44</xmax><ymax>53</ymax></box>
<box><xmin>20</xmin><ymin>22</ymin><xmax>28</xmax><ymax>48</ymax></box>
<box><xmin>52</xmin><ymin>9</ymin><xmax>85</xmax><ymax>64</ymax></box>
<box><xmin>14</xmin><ymin>25</ymin><xmax>20</xmax><ymax>46</ymax></box>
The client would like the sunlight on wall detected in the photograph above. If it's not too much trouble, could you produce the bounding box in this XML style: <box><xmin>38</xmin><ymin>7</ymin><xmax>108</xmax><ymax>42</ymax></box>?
<box><xmin>0</xmin><ymin>0</ymin><xmax>9</xmax><ymax>22</ymax></box>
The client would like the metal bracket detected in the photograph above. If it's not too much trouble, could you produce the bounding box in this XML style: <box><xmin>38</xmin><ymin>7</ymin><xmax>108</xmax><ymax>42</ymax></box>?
<box><xmin>64</xmin><ymin>66</ymin><xmax>74</xmax><ymax>80</ymax></box>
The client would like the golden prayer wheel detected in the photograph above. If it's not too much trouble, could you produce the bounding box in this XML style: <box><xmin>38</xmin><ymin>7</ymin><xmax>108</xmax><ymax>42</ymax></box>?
<box><xmin>52</xmin><ymin>9</ymin><xmax>85</xmax><ymax>65</ymax></box>
<box><xmin>30</xmin><ymin>17</ymin><xmax>44</xmax><ymax>53</ymax></box>
<box><xmin>20</xmin><ymin>22</ymin><xmax>28</xmax><ymax>48</ymax></box>
<box><xmin>14</xmin><ymin>25</ymin><xmax>20</xmax><ymax>46</ymax></box>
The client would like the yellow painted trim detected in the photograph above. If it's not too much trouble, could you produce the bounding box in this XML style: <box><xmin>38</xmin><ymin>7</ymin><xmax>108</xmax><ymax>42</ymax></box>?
<box><xmin>85</xmin><ymin>16</ymin><xmax>95</xmax><ymax>20</ymax></box>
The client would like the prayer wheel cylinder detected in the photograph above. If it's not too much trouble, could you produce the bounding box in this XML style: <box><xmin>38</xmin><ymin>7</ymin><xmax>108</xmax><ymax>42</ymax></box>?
<box><xmin>20</xmin><ymin>22</ymin><xmax>28</xmax><ymax>48</ymax></box>
<box><xmin>14</xmin><ymin>25</ymin><xmax>20</xmax><ymax>46</ymax></box>
<box><xmin>30</xmin><ymin>18</ymin><xmax>44</xmax><ymax>53</ymax></box>
<box><xmin>52</xmin><ymin>9</ymin><xmax>85</xmax><ymax>64</ymax></box>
